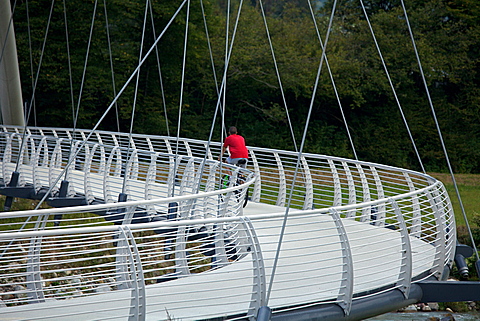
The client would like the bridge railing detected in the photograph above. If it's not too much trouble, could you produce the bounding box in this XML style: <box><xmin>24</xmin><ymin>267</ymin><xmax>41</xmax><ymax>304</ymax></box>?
<box><xmin>0</xmin><ymin>181</ymin><xmax>454</xmax><ymax>320</ymax></box>
<box><xmin>0</xmin><ymin>126</ymin><xmax>456</xmax><ymax>320</ymax></box>
<box><xmin>0</xmin><ymin>210</ymin><xmax>262</xmax><ymax>319</ymax></box>
<box><xmin>0</xmin><ymin>126</ymin><xmax>253</xmax><ymax>218</ymax></box>
<box><xmin>0</xmin><ymin>125</ymin><xmax>456</xmax><ymax>263</ymax></box>
<box><xmin>11</xmin><ymin>126</ymin><xmax>451</xmax><ymax>233</ymax></box>
<box><xmin>3</xmin><ymin>125</ymin><xmax>438</xmax><ymax>208</ymax></box>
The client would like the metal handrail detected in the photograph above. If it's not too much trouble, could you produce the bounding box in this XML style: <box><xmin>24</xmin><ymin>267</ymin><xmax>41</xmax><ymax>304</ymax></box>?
<box><xmin>0</xmin><ymin>125</ymin><xmax>456</xmax><ymax>320</ymax></box>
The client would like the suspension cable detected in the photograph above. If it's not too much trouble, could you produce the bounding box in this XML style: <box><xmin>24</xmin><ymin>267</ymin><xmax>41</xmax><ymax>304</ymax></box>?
<box><xmin>33</xmin><ymin>0</ymin><xmax>189</xmax><ymax>211</ymax></box>
<box><xmin>62</xmin><ymin>0</ymin><xmax>77</xmax><ymax>191</ymax></box>
<box><xmin>307</xmin><ymin>0</ymin><xmax>358</xmax><ymax>160</ymax></box>
<box><xmin>220</xmin><ymin>0</ymin><xmax>231</xmax><ymax>163</ymax></box>
<box><xmin>72</xmin><ymin>0</ymin><xmax>98</xmax><ymax>133</ymax></box>
<box><xmin>213</xmin><ymin>0</ymin><xmax>245</xmax><ymax>162</ymax></box>
<box><xmin>63</xmin><ymin>0</ymin><xmax>75</xmax><ymax>141</ymax></box>
<box><xmin>258</xmin><ymin>0</ymin><xmax>298</xmax><ymax>152</ymax></box>
<box><xmin>149</xmin><ymin>1</ymin><xmax>170</xmax><ymax>136</ymax></box>
<box><xmin>200</xmin><ymin>0</ymin><xmax>220</xmax><ymax>98</ymax></box>
<box><xmin>64</xmin><ymin>0</ymin><xmax>99</xmax><ymax>181</ymax></box>
<box><xmin>0</xmin><ymin>0</ymin><xmax>17</xmax><ymax>65</ymax></box>
<box><xmin>200</xmin><ymin>0</ymin><xmax>227</xmax><ymax>138</ymax></box>
<box><xmin>265</xmin><ymin>0</ymin><xmax>339</xmax><ymax>305</ymax></box>
<box><xmin>121</xmin><ymin>0</ymin><xmax>150</xmax><ymax>195</ymax></box>
<box><xmin>104</xmin><ymin>0</ymin><xmax>121</xmax><ymax>133</ymax></box>
<box><xmin>193</xmin><ymin>0</ymin><xmax>245</xmax><ymax>195</ymax></box>
<box><xmin>171</xmin><ymin>0</ymin><xmax>191</xmax><ymax>197</ymax></box>
<box><xmin>200</xmin><ymin>0</ymin><xmax>229</xmax><ymax>139</ymax></box>
<box><xmin>13</xmin><ymin>0</ymin><xmax>55</xmax><ymax>173</ymax></box>
<box><xmin>359</xmin><ymin>0</ymin><xmax>425</xmax><ymax>173</ymax></box>
<box><xmin>26</xmin><ymin>0</ymin><xmax>37</xmax><ymax>126</ymax></box>
<box><xmin>400</xmin><ymin>0</ymin><xmax>479</xmax><ymax>262</ymax></box>
<box><xmin>2</xmin><ymin>0</ymin><xmax>53</xmax><ymax>230</ymax></box>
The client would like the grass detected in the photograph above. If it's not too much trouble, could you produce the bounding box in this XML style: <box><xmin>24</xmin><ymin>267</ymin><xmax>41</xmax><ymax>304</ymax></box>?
<box><xmin>429</xmin><ymin>172</ymin><xmax>480</xmax><ymax>228</ymax></box>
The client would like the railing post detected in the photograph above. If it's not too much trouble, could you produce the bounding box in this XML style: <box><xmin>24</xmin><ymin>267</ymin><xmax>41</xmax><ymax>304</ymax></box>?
<box><xmin>168</xmin><ymin>201</ymin><xmax>191</xmax><ymax>276</ymax></box>
<box><xmin>26</xmin><ymin>236</ymin><xmax>45</xmax><ymax>303</ymax></box>
<box><xmin>273</xmin><ymin>152</ymin><xmax>286</xmax><ymax>207</ymax></box>
<box><xmin>167</xmin><ymin>154</ymin><xmax>179</xmax><ymax>197</ymax></box>
<box><xmin>203</xmin><ymin>142</ymin><xmax>214</xmax><ymax>160</ymax></box>
<box><xmin>249</xmin><ymin>150</ymin><xmax>262</xmax><ymax>202</ymax></box>
<box><xmin>48</xmin><ymin>139</ymin><xmax>64</xmax><ymax>194</ymax></box>
<box><xmin>328</xmin><ymin>159</ymin><xmax>342</xmax><ymax>207</ymax></box>
<box><xmin>356</xmin><ymin>164</ymin><xmax>371</xmax><ymax>222</ymax></box>
<box><xmin>300</xmin><ymin>156</ymin><xmax>313</xmax><ymax>210</ymax></box>
<box><xmin>329</xmin><ymin>209</ymin><xmax>353</xmax><ymax>316</ymax></box>
<box><xmin>2</xmin><ymin>134</ymin><xmax>13</xmax><ymax>184</ymax></box>
<box><xmin>403</xmin><ymin>172</ymin><xmax>421</xmax><ymax>237</ymax></box>
<box><xmin>389</xmin><ymin>198</ymin><xmax>412</xmax><ymax>299</ymax></box>
<box><xmin>104</xmin><ymin>146</ymin><xmax>122</xmax><ymax>203</ymax></box>
<box><xmin>179</xmin><ymin>158</ymin><xmax>196</xmax><ymax>194</ymax></box>
<box><xmin>342</xmin><ymin>162</ymin><xmax>356</xmax><ymax>218</ymax></box>
<box><xmin>146</xmin><ymin>137</ymin><xmax>154</xmax><ymax>152</ymax></box>
<box><xmin>184</xmin><ymin>141</ymin><xmax>192</xmax><ymax>157</ymax></box>
<box><xmin>369</xmin><ymin>166</ymin><xmax>385</xmax><ymax>226</ymax></box>
<box><xmin>117</xmin><ymin>226</ymin><xmax>146</xmax><ymax>321</ymax></box>
<box><xmin>174</xmin><ymin>223</ymin><xmax>191</xmax><ymax>276</ymax></box>
<box><xmin>213</xmin><ymin>170</ymin><xmax>238</xmax><ymax>266</ymax></box>
<box><xmin>240</xmin><ymin>217</ymin><xmax>267</xmax><ymax>320</ymax></box>
<box><xmin>124</xmin><ymin>149</ymin><xmax>139</xmax><ymax>181</ymax></box>
<box><xmin>145</xmin><ymin>152</ymin><xmax>158</xmax><ymax>214</ymax></box>
<box><xmin>131</xmin><ymin>150</ymin><xmax>139</xmax><ymax>180</ymax></box>
<box><xmin>426</xmin><ymin>188</ymin><xmax>447</xmax><ymax>280</ymax></box>
<box><xmin>83</xmin><ymin>143</ymin><xmax>97</xmax><ymax>204</ymax></box>
<box><xmin>32</xmin><ymin>137</ymin><xmax>48</xmax><ymax>194</ymax></box>
<box><xmin>116</xmin><ymin>206</ymin><xmax>138</xmax><ymax>289</ymax></box>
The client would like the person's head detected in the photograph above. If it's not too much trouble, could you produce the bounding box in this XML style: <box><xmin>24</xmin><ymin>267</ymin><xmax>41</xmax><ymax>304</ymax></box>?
<box><xmin>229</xmin><ymin>126</ymin><xmax>237</xmax><ymax>135</ymax></box>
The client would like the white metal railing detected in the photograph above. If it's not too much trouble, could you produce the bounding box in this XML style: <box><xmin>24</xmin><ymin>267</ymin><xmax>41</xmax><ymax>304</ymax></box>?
<box><xmin>0</xmin><ymin>126</ymin><xmax>456</xmax><ymax>320</ymax></box>
<box><xmin>1</xmin><ymin>126</ymin><xmax>440</xmax><ymax>206</ymax></box>
<box><xmin>0</xmin><ymin>126</ymin><xmax>253</xmax><ymax>210</ymax></box>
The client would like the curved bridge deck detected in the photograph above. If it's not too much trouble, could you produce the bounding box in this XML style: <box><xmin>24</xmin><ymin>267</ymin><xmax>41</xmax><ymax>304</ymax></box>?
<box><xmin>0</xmin><ymin>126</ymin><xmax>455</xmax><ymax>320</ymax></box>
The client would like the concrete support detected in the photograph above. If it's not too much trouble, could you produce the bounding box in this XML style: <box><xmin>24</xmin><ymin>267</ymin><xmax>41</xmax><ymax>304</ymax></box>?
<box><xmin>0</xmin><ymin>0</ymin><xmax>25</xmax><ymax>126</ymax></box>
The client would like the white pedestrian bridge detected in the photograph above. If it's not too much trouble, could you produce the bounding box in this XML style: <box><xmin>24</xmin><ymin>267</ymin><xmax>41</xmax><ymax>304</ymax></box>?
<box><xmin>0</xmin><ymin>126</ymin><xmax>455</xmax><ymax>320</ymax></box>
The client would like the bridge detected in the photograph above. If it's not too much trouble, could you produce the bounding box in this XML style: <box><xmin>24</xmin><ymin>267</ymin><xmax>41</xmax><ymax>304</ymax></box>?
<box><xmin>0</xmin><ymin>125</ymin><xmax>456</xmax><ymax>320</ymax></box>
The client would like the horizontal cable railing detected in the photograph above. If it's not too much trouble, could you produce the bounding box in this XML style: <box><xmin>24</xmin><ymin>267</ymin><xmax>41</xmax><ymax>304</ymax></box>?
<box><xmin>0</xmin><ymin>184</ymin><xmax>454</xmax><ymax>319</ymax></box>
<box><xmin>2</xmin><ymin>126</ymin><xmax>437</xmax><ymax>209</ymax></box>
<box><xmin>0</xmin><ymin>125</ymin><xmax>456</xmax><ymax>320</ymax></box>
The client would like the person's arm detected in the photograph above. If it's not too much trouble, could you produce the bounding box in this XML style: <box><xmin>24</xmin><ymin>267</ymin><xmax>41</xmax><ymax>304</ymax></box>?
<box><xmin>219</xmin><ymin>145</ymin><xmax>227</xmax><ymax>160</ymax></box>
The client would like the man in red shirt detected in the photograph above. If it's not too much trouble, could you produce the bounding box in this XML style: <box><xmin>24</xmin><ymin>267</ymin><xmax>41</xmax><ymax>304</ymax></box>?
<box><xmin>219</xmin><ymin>126</ymin><xmax>249</xmax><ymax>168</ymax></box>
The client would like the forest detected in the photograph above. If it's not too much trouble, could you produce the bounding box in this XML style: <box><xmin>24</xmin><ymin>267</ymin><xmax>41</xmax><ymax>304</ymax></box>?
<box><xmin>9</xmin><ymin>0</ymin><xmax>480</xmax><ymax>173</ymax></box>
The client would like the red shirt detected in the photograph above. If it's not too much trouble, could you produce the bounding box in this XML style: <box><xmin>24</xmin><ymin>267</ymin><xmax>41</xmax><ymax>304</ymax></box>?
<box><xmin>223</xmin><ymin>134</ymin><xmax>248</xmax><ymax>158</ymax></box>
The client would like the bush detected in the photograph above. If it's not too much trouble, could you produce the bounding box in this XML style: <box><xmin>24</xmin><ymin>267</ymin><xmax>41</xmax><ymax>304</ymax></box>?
<box><xmin>456</xmin><ymin>213</ymin><xmax>480</xmax><ymax>249</ymax></box>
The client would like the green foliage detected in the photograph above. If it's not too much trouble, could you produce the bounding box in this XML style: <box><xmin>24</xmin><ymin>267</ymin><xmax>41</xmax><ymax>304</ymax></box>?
<box><xmin>10</xmin><ymin>0</ymin><xmax>480</xmax><ymax>173</ymax></box>
<box><xmin>457</xmin><ymin>213</ymin><xmax>480</xmax><ymax>251</ymax></box>
<box><xmin>438</xmin><ymin>301</ymin><xmax>472</xmax><ymax>313</ymax></box>
<box><xmin>437</xmin><ymin>174</ymin><xmax>480</xmax><ymax>279</ymax></box>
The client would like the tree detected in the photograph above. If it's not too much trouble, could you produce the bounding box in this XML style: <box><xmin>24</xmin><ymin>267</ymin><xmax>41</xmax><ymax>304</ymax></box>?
<box><xmin>9</xmin><ymin>0</ymin><xmax>480</xmax><ymax>173</ymax></box>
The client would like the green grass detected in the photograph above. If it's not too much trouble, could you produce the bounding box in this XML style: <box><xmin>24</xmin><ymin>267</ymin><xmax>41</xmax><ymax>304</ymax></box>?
<box><xmin>429</xmin><ymin>172</ymin><xmax>480</xmax><ymax>228</ymax></box>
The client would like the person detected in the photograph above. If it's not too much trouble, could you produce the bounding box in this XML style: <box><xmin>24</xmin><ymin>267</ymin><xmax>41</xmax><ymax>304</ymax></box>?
<box><xmin>219</xmin><ymin>126</ymin><xmax>248</xmax><ymax>168</ymax></box>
